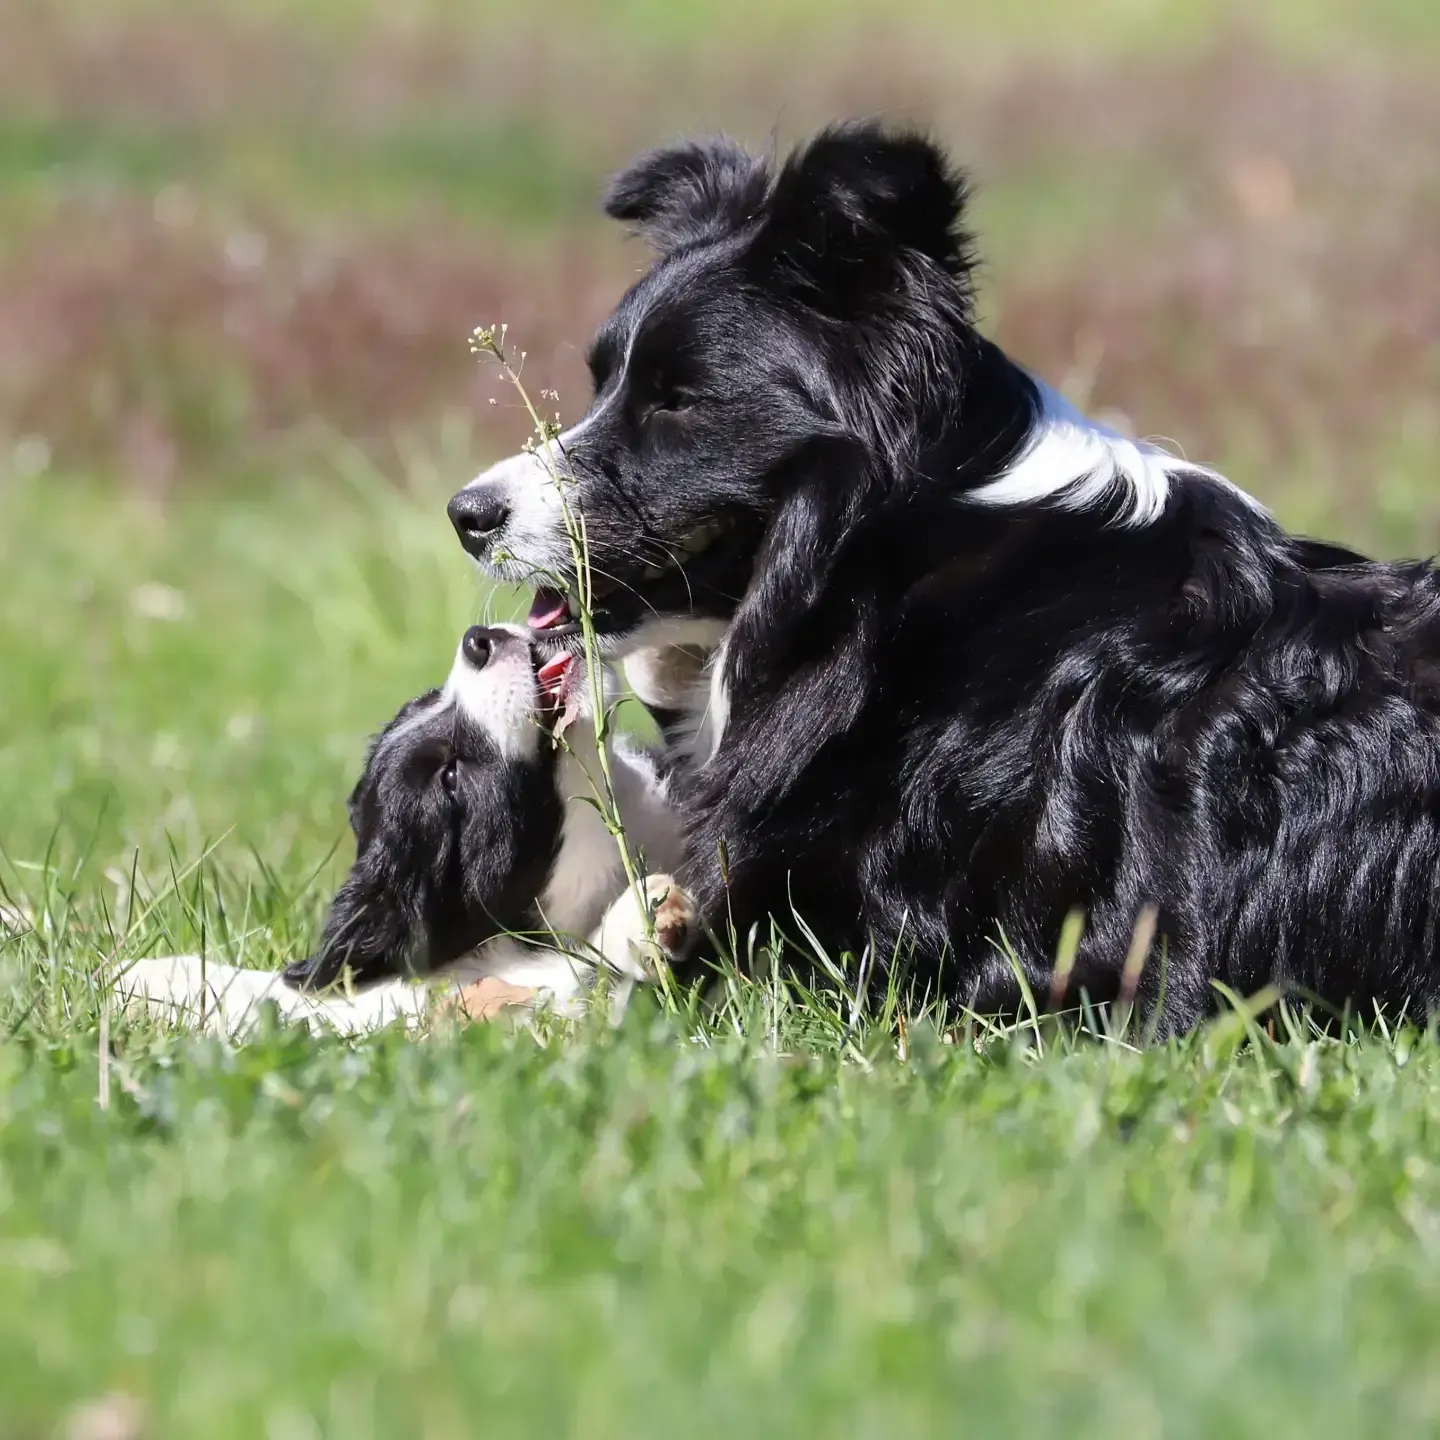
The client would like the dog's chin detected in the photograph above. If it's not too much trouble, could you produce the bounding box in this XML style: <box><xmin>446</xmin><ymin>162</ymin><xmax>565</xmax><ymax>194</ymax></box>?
<box><xmin>527</xmin><ymin>601</ymin><xmax>728</xmax><ymax>662</ymax></box>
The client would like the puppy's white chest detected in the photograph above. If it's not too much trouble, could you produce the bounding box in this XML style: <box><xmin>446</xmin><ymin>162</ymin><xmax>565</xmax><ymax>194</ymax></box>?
<box><xmin>537</xmin><ymin>747</ymin><xmax>626</xmax><ymax>936</ymax></box>
<box><xmin>535</xmin><ymin>723</ymin><xmax>682</xmax><ymax>939</ymax></box>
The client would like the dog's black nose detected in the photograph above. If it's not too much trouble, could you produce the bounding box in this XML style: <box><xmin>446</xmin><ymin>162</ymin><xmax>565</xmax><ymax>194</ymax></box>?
<box><xmin>447</xmin><ymin>487</ymin><xmax>509</xmax><ymax>558</ymax></box>
<box><xmin>461</xmin><ymin>625</ymin><xmax>497</xmax><ymax>669</ymax></box>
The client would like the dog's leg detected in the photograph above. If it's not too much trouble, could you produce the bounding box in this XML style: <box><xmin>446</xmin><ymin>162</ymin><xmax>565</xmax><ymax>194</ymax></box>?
<box><xmin>584</xmin><ymin>873</ymin><xmax>697</xmax><ymax>1018</ymax></box>
<box><xmin>622</xmin><ymin>645</ymin><xmax>710</xmax><ymax>724</ymax></box>
<box><xmin>121</xmin><ymin>878</ymin><xmax>700</xmax><ymax>1037</ymax></box>
<box><xmin>589</xmin><ymin>873</ymin><xmax>696</xmax><ymax>976</ymax></box>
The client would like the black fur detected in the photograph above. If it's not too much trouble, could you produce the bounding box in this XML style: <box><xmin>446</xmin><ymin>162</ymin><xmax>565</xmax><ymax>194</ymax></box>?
<box><xmin>283</xmin><ymin>653</ymin><xmax>563</xmax><ymax>992</ymax></box>
<box><xmin>451</xmin><ymin>123</ymin><xmax>1440</xmax><ymax>1034</ymax></box>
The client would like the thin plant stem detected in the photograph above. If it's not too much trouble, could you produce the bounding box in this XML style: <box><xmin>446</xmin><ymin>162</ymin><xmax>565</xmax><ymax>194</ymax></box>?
<box><xmin>470</xmin><ymin>325</ymin><xmax>678</xmax><ymax>1007</ymax></box>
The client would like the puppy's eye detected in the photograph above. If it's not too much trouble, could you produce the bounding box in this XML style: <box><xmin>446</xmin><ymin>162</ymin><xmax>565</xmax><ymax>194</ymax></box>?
<box><xmin>440</xmin><ymin>759</ymin><xmax>459</xmax><ymax>796</ymax></box>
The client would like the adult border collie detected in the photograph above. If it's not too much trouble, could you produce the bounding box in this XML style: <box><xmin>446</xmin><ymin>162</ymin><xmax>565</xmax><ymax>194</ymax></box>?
<box><xmin>448</xmin><ymin>122</ymin><xmax>1440</xmax><ymax>1036</ymax></box>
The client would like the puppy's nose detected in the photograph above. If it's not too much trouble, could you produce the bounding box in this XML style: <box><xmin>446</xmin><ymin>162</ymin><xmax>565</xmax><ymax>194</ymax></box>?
<box><xmin>447</xmin><ymin>487</ymin><xmax>509</xmax><ymax>558</ymax></box>
<box><xmin>461</xmin><ymin>625</ymin><xmax>497</xmax><ymax>669</ymax></box>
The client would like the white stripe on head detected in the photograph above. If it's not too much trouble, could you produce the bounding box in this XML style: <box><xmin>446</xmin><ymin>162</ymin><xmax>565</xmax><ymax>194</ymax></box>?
<box><xmin>457</xmin><ymin>448</ymin><xmax>572</xmax><ymax>583</ymax></box>
<box><xmin>458</xmin><ymin>350</ymin><xmax>633</xmax><ymax>583</ymax></box>
<box><xmin>441</xmin><ymin>625</ymin><xmax>543</xmax><ymax>762</ymax></box>
<box><xmin>381</xmin><ymin>691</ymin><xmax>449</xmax><ymax>749</ymax></box>
<box><xmin>969</xmin><ymin>374</ymin><xmax>1265</xmax><ymax>526</ymax></box>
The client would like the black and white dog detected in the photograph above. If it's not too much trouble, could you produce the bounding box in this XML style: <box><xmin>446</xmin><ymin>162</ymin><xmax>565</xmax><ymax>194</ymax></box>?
<box><xmin>447</xmin><ymin>121</ymin><xmax>1440</xmax><ymax>1036</ymax></box>
<box><xmin>120</xmin><ymin>627</ymin><xmax>693</xmax><ymax>1035</ymax></box>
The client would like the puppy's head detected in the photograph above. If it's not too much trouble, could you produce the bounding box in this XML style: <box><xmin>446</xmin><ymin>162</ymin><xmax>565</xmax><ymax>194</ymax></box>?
<box><xmin>284</xmin><ymin>625</ymin><xmax>579</xmax><ymax>992</ymax></box>
<box><xmin>446</xmin><ymin>122</ymin><xmax>978</xmax><ymax>660</ymax></box>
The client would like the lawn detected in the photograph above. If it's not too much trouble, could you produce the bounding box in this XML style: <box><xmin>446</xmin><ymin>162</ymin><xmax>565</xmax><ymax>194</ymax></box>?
<box><xmin>3</xmin><ymin>0</ymin><xmax>1440</xmax><ymax>1434</ymax></box>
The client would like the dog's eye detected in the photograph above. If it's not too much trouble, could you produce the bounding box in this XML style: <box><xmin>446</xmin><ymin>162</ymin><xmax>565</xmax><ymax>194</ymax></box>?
<box><xmin>440</xmin><ymin>759</ymin><xmax>459</xmax><ymax>797</ymax></box>
<box><xmin>646</xmin><ymin>390</ymin><xmax>697</xmax><ymax>421</ymax></box>
<box><xmin>587</xmin><ymin>339</ymin><xmax>619</xmax><ymax>394</ymax></box>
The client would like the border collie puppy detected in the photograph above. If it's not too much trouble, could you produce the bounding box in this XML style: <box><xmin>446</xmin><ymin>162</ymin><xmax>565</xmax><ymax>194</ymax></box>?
<box><xmin>119</xmin><ymin>627</ymin><xmax>693</xmax><ymax>1036</ymax></box>
<box><xmin>447</xmin><ymin>122</ymin><xmax>1440</xmax><ymax>1036</ymax></box>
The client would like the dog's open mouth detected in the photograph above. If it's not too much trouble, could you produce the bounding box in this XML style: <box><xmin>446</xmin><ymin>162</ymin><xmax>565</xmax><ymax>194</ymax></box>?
<box><xmin>524</xmin><ymin>515</ymin><xmax>749</xmax><ymax>647</ymax></box>
<box><xmin>533</xmin><ymin>649</ymin><xmax>574</xmax><ymax>727</ymax></box>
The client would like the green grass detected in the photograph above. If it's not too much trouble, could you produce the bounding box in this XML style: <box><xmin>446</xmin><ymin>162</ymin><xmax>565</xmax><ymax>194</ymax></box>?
<box><xmin>5</xmin><ymin>467</ymin><xmax>1440</xmax><ymax>1436</ymax></box>
<box><xmin>8</xmin><ymin>998</ymin><xmax>1440</xmax><ymax>1437</ymax></box>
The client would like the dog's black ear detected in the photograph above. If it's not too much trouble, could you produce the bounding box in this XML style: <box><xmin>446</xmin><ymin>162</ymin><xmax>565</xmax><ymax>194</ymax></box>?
<box><xmin>344</xmin><ymin>774</ymin><xmax>366</xmax><ymax>838</ymax></box>
<box><xmin>603</xmin><ymin>137</ymin><xmax>765</xmax><ymax>253</ymax></box>
<box><xmin>344</xmin><ymin>689</ymin><xmax>438</xmax><ymax>837</ymax></box>
<box><xmin>758</xmin><ymin>123</ymin><xmax>974</xmax><ymax>316</ymax></box>
<box><xmin>284</xmin><ymin>862</ymin><xmax>420</xmax><ymax>993</ymax></box>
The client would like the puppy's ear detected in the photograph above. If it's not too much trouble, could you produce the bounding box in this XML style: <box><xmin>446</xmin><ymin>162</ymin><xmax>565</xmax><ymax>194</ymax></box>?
<box><xmin>345</xmin><ymin>689</ymin><xmax>439</xmax><ymax>837</ymax></box>
<box><xmin>758</xmin><ymin>123</ymin><xmax>975</xmax><ymax>316</ymax></box>
<box><xmin>603</xmin><ymin>137</ymin><xmax>766</xmax><ymax>253</ymax></box>
<box><xmin>284</xmin><ymin>862</ymin><xmax>421</xmax><ymax>993</ymax></box>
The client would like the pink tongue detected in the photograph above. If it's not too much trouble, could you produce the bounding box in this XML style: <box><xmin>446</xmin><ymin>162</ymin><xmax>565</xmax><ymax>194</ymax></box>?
<box><xmin>527</xmin><ymin>587</ymin><xmax>569</xmax><ymax>631</ymax></box>
<box><xmin>536</xmin><ymin>653</ymin><xmax>573</xmax><ymax>698</ymax></box>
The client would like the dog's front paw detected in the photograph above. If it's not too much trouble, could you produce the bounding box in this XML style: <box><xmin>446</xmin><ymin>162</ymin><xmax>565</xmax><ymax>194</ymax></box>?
<box><xmin>282</xmin><ymin>955</ymin><xmax>322</xmax><ymax>989</ymax></box>
<box><xmin>592</xmin><ymin>873</ymin><xmax>697</xmax><ymax>982</ymax></box>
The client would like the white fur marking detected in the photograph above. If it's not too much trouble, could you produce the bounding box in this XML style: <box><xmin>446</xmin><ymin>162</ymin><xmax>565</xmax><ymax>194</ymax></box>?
<box><xmin>440</xmin><ymin>627</ymin><xmax>539</xmax><ymax>762</ymax></box>
<box><xmin>381</xmin><ymin>692</ymin><xmax>449</xmax><ymax>748</ymax></box>
<box><xmin>698</xmin><ymin>640</ymin><xmax>731</xmax><ymax>762</ymax></box>
<box><xmin>536</xmin><ymin>728</ymin><xmax>630</xmax><ymax>938</ymax></box>
<box><xmin>613</xmin><ymin>615</ymin><xmax>730</xmax><ymax>659</ymax></box>
<box><xmin>530</xmin><ymin>690</ymin><xmax>682</xmax><ymax>941</ymax></box>
<box><xmin>457</xmin><ymin>378</ymin><xmax>628</xmax><ymax>584</ymax></box>
<box><xmin>116</xmin><ymin>956</ymin><xmax>433</xmax><ymax>1037</ymax></box>
<box><xmin>457</xmin><ymin>448</ymin><xmax>572</xmax><ymax>583</ymax></box>
<box><xmin>970</xmin><ymin>375</ymin><xmax>1263</xmax><ymax>526</ymax></box>
<box><xmin>457</xmin><ymin>939</ymin><xmax>593</xmax><ymax>1013</ymax></box>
